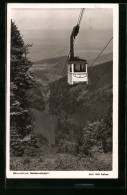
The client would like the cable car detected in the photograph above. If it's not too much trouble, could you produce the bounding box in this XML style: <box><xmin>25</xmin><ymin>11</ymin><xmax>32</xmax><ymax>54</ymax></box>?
<box><xmin>67</xmin><ymin>24</ymin><xmax>88</xmax><ymax>85</ymax></box>
<box><xmin>68</xmin><ymin>57</ymin><xmax>88</xmax><ymax>85</ymax></box>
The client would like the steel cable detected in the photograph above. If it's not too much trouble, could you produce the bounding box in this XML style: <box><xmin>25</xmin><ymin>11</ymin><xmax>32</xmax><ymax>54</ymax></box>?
<box><xmin>90</xmin><ymin>36</ymin><xmax>113</xmax><ymax>67</ymax></box>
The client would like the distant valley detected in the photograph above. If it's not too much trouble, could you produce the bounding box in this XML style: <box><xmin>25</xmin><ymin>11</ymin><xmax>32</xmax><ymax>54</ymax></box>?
<box><xmin>30</xmin><ymin>52</ymin><xmax>113</xmax><ymax>85</ymax></box>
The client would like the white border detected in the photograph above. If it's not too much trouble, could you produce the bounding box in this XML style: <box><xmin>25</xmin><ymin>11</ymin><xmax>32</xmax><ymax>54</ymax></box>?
<box><xmin>6</xmin><ymin>3</ymin><xmax>119</xmax><ymax>179</ymax></box>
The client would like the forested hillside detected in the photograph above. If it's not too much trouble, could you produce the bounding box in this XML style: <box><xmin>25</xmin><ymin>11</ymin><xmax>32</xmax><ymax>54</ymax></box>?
<box><xmin>49</xmin><ymin>61</ymin><xmax>113</xmax><ymax>156</ymax></box>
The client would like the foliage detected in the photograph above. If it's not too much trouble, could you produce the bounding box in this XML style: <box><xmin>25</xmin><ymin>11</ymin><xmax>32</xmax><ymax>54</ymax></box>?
<box><xmin>75</xmin><ymin>109</ymin><xmax>112</xmax><ymax>156</ymax></box>
<box><xmin>54</xmin><ymin>106</ymin><xmax>112</xmax><ymax>156</ymax></box>
<box><xmin>27</xmin><ymin>82</ymin><xmax>45</xmax><ymax>111</ymax></box>
<box><xmin>10</xmin><ymin>20</ymin><xmax>33</xmax><ymax>136</ymax></box>
<box><xmin>10</xmin><ymin>20</ymin><xmax>42</xmax><ymax>157</ymax></box>
<box><xmin>23</xmin><ymin>157</ymin><xmax>30</xmax><ymax>165</ymax></box>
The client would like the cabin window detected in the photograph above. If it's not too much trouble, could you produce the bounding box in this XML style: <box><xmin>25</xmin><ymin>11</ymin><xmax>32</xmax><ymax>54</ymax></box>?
<box><xmin>70</xmin><ymin>64</ymin><xmax>72</xmax><ymax>72</ymax></box>
<box><xmin>74</xmin><ymin>63</ymin><xmax>86</xmax><ymax>72</ymax></box>
<box><xmin>68</xmin><ymin>64</ymin><xmax>72</xmax><ymax>72</ymax></box>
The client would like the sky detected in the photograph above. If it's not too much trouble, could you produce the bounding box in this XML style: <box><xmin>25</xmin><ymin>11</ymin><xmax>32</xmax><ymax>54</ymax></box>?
<box><xmin>11</xmin><ymin>8</ymin><xmax>113</xmax><ymax>61</ymax></box>
<box><xmin>11</xmin><ymin>8</ymin><xmax>113</xmax><ymax>31</ymax></box>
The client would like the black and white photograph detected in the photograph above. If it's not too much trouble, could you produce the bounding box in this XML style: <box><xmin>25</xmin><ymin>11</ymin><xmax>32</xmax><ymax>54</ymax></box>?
<box><xmin>6</xmin><ymin>3</ymin><xmax>118</xmax><ymax>178</ymax></box>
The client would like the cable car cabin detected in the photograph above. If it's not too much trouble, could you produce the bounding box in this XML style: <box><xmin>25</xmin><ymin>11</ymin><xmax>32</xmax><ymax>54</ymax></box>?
<box><xmin>68</xmin><ymin>23</ymin><xmax>88</xmax><ymax>85</ymax></box>
<box><xmin>68</xmin><ymin>58</ymin><xmax>88</xmax><ymax>85</ymax></box>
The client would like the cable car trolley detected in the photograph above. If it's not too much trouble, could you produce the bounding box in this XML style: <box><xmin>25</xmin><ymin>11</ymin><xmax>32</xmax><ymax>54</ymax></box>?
<box><xmin>67</xmin><ymin>10</ymin><xmax>88</xmax><ymax>85</ymax></box>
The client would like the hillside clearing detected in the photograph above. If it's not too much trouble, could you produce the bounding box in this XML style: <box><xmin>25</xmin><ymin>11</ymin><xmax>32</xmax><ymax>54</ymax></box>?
<box><xmin>10</xmin><ymin>147</ymin><xmax>112</xmax><ymax>171</ymax></box>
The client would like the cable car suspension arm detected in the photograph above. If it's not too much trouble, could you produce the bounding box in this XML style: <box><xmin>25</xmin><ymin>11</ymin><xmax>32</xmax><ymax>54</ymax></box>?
<box><xmin>70</xmin><ymin>8</ymin><xmax>85</xmax><ymax>59</ymax></box>
<box><xmin>61</xmin><ymin>8</ymin><xmax>85</xmax><ymax>77</ymax></box>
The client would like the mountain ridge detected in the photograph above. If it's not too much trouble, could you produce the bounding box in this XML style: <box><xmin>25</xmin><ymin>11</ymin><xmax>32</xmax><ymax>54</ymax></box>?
<box><xmin>33</xmin><ymin>52</ymin><xmax>113</xmax><ymax>66</ymax></box>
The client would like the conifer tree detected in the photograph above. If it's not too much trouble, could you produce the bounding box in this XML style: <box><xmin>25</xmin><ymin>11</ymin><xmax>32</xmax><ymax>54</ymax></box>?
<box><xmin>10</xmin><ymin>20</ymin><xmax>39</xmax><ymax>157</ymax></box>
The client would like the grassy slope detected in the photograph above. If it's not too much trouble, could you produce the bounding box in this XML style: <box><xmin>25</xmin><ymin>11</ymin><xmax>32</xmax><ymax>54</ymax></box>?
<box><xmin>10</xmin><ymin>150</ymin><xmax>112</xmax><ymax>171</ymax></box>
